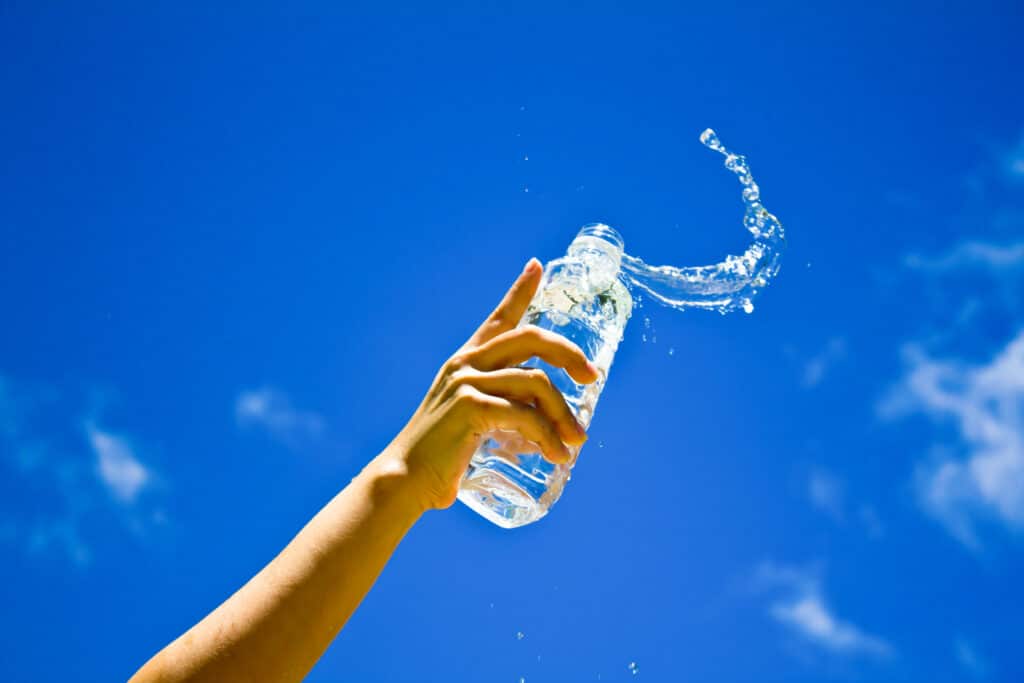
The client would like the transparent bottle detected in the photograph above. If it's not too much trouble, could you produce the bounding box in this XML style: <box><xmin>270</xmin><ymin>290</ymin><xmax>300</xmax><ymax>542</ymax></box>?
<box><xmin>457</xmin><ymin>223</ymin><xmax>633</xmax><ymax>528</ymax></box>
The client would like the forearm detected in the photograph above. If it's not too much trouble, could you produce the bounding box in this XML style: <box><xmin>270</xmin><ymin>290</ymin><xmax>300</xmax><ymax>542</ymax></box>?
<box><xmin>129</xmin><ymin>259</ymin><xmax>589</xmax><ymax>683</ymax></box>
<box><xmin>131</xmin><ymin>449</ymin><xmax>425</xmax><ymax>683</ymax></box>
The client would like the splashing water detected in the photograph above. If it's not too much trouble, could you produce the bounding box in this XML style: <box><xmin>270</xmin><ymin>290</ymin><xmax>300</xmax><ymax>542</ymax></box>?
<box><xmin>458</xmin><ymin>129</ymin><xmax>785</xmax><ymax>529</ymax></box>
<box><xmin>620</xmin><ymin>128</ymin><xmax>786</xmax><ymax>314</ymax></box>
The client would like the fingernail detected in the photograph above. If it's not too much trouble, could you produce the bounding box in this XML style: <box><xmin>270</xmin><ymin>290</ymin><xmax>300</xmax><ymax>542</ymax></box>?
<box><xmin>523</xmin><ymin>257</ymin><xmax>541</xmax><ymax>274</ymax></box>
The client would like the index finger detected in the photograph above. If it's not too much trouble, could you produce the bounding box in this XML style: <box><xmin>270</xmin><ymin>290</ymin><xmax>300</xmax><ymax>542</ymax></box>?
<box><xmin>467</xmin><ymin>258</ymin><xmax>543</xmax><ymax>346</ymax></box>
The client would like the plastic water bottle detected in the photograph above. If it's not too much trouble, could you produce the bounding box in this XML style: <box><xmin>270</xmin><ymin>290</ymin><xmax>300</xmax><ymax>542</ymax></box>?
<box><xmin>457</xmin><ymin>223</ymin><xmax>633</xmax><ymax>527</ymax></box>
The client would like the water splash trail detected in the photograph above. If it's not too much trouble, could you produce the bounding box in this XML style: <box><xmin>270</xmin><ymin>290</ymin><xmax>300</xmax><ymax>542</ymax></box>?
<box><xmin>620</xmin><ymin>129</ymin><xmax>786</xmax><ymax>314</ymax></box>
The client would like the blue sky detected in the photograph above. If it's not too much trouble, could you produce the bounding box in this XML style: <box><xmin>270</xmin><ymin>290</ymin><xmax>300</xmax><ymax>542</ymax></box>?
<box><xmin>1</xmin><ymin>2</ymin><xmax>1022</xmax><ymax>681</ymax></box>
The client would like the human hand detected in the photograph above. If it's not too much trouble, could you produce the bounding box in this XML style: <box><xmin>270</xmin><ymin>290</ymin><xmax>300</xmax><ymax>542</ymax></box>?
<box><xmin>385</xmin><ymin>258</ymin><xmax>599</xmax><ymax>511</ymax></box>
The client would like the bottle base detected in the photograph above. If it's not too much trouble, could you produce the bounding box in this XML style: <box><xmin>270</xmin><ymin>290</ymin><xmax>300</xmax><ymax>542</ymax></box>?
<box><xmin>457</xmin><ymin>469</ymin><xmax>549</xmax><ymax>529</ymax></box>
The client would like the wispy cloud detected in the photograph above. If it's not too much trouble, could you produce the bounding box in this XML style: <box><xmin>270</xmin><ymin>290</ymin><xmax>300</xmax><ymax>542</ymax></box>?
<box><xmin>879</xmin><ymin>333</ymin><xmax>1024</xmax><ymax>548</ymax></box>
<box><xmin>808</xmin><ymin>470</ymin><xmax>844</xmax><ymax>521</ymax></box>
<box><xmin>904</xmin><ymin>240</ymin><xmax>1024</xmax><ymax>273</ymax></box>
<box><xmin>235</xmin><ymin>387</ymin><xmax>325</xmax><ymax>445</ymax></box>
<box><xmin>0</xmin><ymin>374</ymin><xmax>161</xmax><ymax>566</ymax></box>
<box><xmin>86</xmin><ymin>424</ymin><xmax>150</xmax><ymax>504</ymax></box>
<box><xmin>954</xmin><ymin>637</ymin><xmax>990</xmax><ymax>679</ymax></box>
<box><xmin>1004</xmin><ymin>133</ymin><xmax>1024</xmax><ymax>182</ymax></box>
<box><xmin>884</xmin><ymin>132</ymin><xmax>1024</xmax><ymax>549</ymax></box>
<box><xmin>756</xmin><ymin>562</ymin><xmax>894</xmax><ymax>660</ymax></box>
<box><xmin>801</xmin><ymin>337</ymin><xmax>847</xmax><ymax>388</ymax></box>
<box><xmin>806</xmin><ymin>471</ymin><xmax>883</xmax><ymax>537</ymax></box>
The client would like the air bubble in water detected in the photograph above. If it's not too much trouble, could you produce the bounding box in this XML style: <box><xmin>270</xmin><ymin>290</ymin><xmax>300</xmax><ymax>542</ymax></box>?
<box><xmin>668</xmin><ymin>347</ymin><xmax>675</xmax><ymax>356</ymax></box>
<box><xmin>516</xmin><ymin>631</ymin><xmax>525</xmax><ymax>640</ymax></box>
<box><xmin>742</xmin><ymin>298</ymin><xmax>754</xmax><ymax>314</ymax></box>
<box><xmin>628</xmin><ymin>661</ymin><xmax>639</xmax><ymax>675</ymax></box>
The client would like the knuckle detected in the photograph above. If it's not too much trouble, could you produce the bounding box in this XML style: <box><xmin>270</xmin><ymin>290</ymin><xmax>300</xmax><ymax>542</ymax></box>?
<box><xmin>452</xmin><ymin>384</ymin><xmax>479</xmax><ymax>407</ymax></box>
<box><xmin>524</xmin><ymin>367</ymin><xmax>549</xmax><ymax>384</ymax></box>
<box><xmin>448</xmin><ymin>367</ymin><xmax>475</xmax><ymax>387</ymax></box>
<box><xmin>518</xmin><ymin>325</ymin><xmax>545</xmax><ymax>343</ymax></box>
<box><xmin>446</xmin><ymin>352</ymin><xmax>474</xmax><ymax>372</ymax></box>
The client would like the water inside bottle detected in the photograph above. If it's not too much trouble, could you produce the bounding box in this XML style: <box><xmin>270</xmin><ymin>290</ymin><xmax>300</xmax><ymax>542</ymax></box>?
<box><xmin>457</xmin><ymin>130</ymin><xmax>786</xmax><ymax>528</ymax></box>
<box><xmin>459</xmin><ymin>225</ymin><xmax>633</xmax><ymax>527</ymax></box>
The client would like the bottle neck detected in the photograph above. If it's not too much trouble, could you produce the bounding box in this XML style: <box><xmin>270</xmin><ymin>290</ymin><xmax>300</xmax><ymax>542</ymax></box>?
<box><xmin>567</xmin><ymin>223</ymin><xmax>625</xmax><ymax>272</ymax></box>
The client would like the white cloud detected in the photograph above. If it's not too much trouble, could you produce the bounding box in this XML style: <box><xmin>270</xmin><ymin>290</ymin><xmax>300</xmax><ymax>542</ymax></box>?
<box><xmin>770</xmin><ymin>597</ymin><xmax>892</xmax><ymax>658</ymax></box>
<box><xmin>235</xmin><ymin>387</ymin><xmax>324</xmax><ymax>445</ymax></box>
<box><xmin>955</xmin><ymin>637</ymin><xmax>990</xmax><ymax>679</ymax></box>
<box><xmin>806</xmin><ymin>470</ymin><xmax>884</xmax><ymax>537</ymax></box>
<box><xmin>808</xmin><ymin>470</ymin><xmax>844</xmax><ymax>520</ymax></box>
<box><xmin>904</xmin><ymin>240</ymin><xmax>1024</xmax><ymax>273</ymax></box>
<box><xmin>756</xmin><ymin>563</ymin><xmax>894</xmax><ymax>660</ymax></box>
<box><xmin>87</xmin><ymin>425</ymin><xmax>149</xmax><ymax>504</ymax></box>
<box><xmin>880</xmin><ymin>332</ymin><xmax>1024</xmax><ymax>548</ymax></box>
<box><xmin>802</xmin><ymin>337</ymin><xmax>847</xmax><ymax>388</ymax></box>
<box><xmin>0</xmin><ymin>374</ymin><xmax>162</xmax><ymax>566</ymax></box>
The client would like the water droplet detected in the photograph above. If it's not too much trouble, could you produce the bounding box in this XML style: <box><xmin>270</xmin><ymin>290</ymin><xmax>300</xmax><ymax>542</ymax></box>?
<box><xmin>699</xmin><ymin>128</ymin><xmax>723</xmax><ymax>152</ymax></box>
<box><xmin>742</xmin><ymin>298</ymin><xmax>754</xmax><ymax>314</ymax></box>
<box><xmin>806</xmin><ymin>262</ymin><xmax>812</xmax><ymax>269</ymax></box>
<box><xmin>523</xmin><ymin>187</ymin><xmax>529</xmax><ymax>193</ymax></box>
<box><xmin>725</xmin><ymin>153</ymin><xmax>749</xmax><ymax>176</ymax></box>
<box><xmin>516</xmin><ymin>631</ymin><xmax>525</xmax><ymax>640</ymax></box>
<box><xmin>489</xmin><ymin>602</ymin><xmax>494</xmax><ymax>609</ymax></box>
<box><xmin>597</xmin><ymin>440</ymin><xmax>605</xmax><ymax>448</ymax></box>
<box><xmin>519</xmin><ymin>677</ymin><xmax>526</xmax><ymax>683</ymax></box>
<box><xmin>523</xmin><ymin>155</ymin><xmax>529</xmax><ymax>161</ymax></box>
<box><xmin>641</xmin><ymin>333</ymin><xmax>647</xmax><ymax>342</ymax></box>
<box><xmin>668</xmin><ymin>347</ymin><xmax>675</xmax><ymax>356</ymax></box>
<box><xmin>643</xmin><ymin>316</ymin><xmax>651</xmax><ymax>329</ymax></box>
<box><xmin>628</xmin><ymin>661</ymin><xmax>639</xmax><ymax>675</ymax></box>
<box><xmin>537</xmin><ymin>655</ymin><xmax>542</xmax><ymax>662</ymax></box>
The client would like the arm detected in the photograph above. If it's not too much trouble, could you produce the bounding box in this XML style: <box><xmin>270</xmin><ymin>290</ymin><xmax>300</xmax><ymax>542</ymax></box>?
<box><xmin>130</xmin><ymin>258</ymin><xmax>597</xmax><ymax>683</ymax></box>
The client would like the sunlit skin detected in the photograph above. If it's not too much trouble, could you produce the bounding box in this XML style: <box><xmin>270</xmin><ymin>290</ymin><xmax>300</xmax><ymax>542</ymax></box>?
<box><xmin>130</xmin><ymin>258</ymin><xmax>598</xmax><ymax>683</ymax></box>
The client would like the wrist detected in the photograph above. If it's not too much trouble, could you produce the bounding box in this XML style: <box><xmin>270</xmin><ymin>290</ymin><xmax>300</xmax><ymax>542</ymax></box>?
<box><xmin>361</xmin><ymin>449</ymin><xmax>432</xmax><ymax>519</ymax></box>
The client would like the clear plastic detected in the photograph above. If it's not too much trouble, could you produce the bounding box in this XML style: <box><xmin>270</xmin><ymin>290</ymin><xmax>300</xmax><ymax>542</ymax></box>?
<box><xmin>456</xmin><ymin>129</ymin><xmax>786</xmax><ymax>528</ymax></box>
<box><xmin>457</xmin><ymin>224</ymin><xmax>633</xmax><ymax>528</ymax></box>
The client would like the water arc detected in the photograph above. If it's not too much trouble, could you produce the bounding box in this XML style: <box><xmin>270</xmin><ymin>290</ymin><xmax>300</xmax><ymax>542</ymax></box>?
<box><xmin>619</xmin><ymin>128</ymin><xmax>786</xmax><ymax>315</ymax></box>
